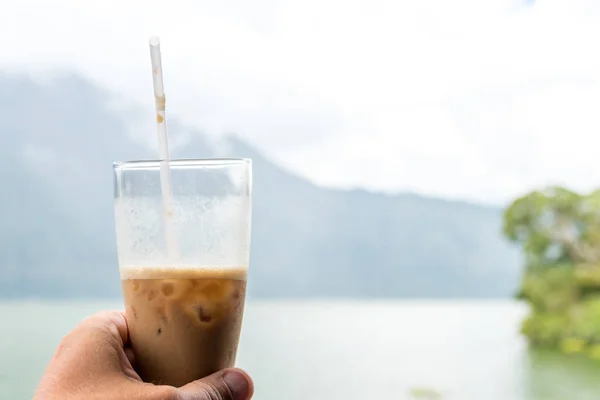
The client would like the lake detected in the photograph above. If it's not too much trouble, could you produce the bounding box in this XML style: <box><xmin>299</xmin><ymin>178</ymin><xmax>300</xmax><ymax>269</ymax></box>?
<box><xmin>1</xmin><ymin>300</ymin><xmax>600</xmax><ymax>399</ymax></box>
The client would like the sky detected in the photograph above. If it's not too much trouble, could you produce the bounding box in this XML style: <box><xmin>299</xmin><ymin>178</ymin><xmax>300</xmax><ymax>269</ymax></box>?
<box><xmin>2</xmin><ymin>0</ymin><xmax>600</xmax><ymax>205</ymax></box>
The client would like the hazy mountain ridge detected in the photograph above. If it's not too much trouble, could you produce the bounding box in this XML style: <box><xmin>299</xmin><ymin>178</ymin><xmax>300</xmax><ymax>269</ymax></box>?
<box><xmin>0</xmin><ymin>71</ymin><xmax>521</xmax><ymax>298</ymax></box>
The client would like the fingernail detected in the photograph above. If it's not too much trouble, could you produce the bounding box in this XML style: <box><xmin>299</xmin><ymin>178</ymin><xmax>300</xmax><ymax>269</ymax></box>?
<box><xmin>223</xmin><ymin>370</ymin><xmax>251</xmax><ymax>400</ymax></box>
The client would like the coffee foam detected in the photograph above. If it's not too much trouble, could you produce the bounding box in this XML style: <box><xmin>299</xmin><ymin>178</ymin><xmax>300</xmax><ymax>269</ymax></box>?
<box><xmin>120</xmin><ymin>265</ymin><xmax>248</xmax><ymax>281</ymax></box>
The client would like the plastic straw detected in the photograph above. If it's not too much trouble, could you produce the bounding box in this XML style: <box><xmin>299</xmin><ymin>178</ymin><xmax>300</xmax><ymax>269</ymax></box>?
<box><xmin>149</xmin><ymin>36</ymin><xmax>179</xmax><ymax>260</ymax></box>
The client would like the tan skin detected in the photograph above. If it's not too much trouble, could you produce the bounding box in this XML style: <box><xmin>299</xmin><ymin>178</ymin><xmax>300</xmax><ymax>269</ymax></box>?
<box><xmin>34</xmin><ymin>311</ymin><xmax>254</xmax><ymax>400</ymax></box>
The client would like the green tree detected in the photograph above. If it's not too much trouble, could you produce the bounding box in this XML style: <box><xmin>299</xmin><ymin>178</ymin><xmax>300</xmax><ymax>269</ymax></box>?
<box><xmin>503</xmin><ymin>187</ymin><xmax>600</xmax><ymax>353</ymax></box>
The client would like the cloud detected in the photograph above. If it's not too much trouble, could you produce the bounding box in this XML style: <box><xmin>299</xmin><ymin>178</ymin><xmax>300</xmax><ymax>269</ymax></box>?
<box><xmin>2</xmin><ymin>0</ymin><xmax>600</xmax><ymax>204</ymax></box>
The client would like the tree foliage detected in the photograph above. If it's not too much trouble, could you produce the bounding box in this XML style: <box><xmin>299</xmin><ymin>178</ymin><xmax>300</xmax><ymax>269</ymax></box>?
<box><xmin>504</xmin><ymin>187</ymin><xmax>600</xmax><ymax>356</ymax></box>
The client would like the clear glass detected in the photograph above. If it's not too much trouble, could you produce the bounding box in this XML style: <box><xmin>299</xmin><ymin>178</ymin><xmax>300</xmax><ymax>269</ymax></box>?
<box><xmin>113</xmin><ymin>158</ymin><xmax>252</xmax><ymax>386</ymax></box>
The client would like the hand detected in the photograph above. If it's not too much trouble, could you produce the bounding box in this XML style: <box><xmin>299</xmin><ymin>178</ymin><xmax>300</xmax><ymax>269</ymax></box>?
<box><xmin>34</xmin><ymin>311</ymin><xmax>254</xmax><ymax>400</ymax></box>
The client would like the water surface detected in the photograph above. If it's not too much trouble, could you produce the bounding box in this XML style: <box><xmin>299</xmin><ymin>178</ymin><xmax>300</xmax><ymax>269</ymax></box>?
<box><xmin>1</xmin><ymin>300</ymin><xmax>599</xmax><ymax>399</ymax></box>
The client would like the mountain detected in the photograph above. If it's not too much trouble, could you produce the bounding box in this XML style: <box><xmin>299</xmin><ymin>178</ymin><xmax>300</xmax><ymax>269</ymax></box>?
<box><xmin>0</xmin><ymin>71</ymin><xmax>522</xmax><ymax>298</ymax></box>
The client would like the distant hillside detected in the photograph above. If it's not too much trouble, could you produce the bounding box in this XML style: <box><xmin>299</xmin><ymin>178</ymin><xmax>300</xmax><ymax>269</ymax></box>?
<box><xmin>0</xmin><ymin>72</ymin><xmax>521</xmax><ymax>298</ymax></box>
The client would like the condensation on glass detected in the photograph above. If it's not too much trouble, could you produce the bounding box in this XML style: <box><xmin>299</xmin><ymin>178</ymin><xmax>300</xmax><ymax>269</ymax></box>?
<box><xmin>113</xmin><ymin>158</ymin><xmax>252</xmax><ymax>271</ymax></box>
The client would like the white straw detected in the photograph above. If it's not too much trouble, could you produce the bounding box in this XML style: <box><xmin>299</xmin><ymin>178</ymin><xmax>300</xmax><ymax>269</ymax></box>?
<box><xmin>149</xmin><ymin>36</ymin><xmax>179</xmax><ymax>260</ymax></box>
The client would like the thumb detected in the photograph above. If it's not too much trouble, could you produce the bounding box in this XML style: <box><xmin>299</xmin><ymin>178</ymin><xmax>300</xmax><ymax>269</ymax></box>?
<box><xmin>177</xmin><ymin>368</ymin><xmax>254</xmax><ymax>400</ymax></box>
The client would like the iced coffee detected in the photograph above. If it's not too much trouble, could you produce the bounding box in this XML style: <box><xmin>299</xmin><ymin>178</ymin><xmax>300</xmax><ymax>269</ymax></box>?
<box><xmin>114</xmin><ymin>158</ymin><xmax>252</xmax><ymax>386</ymax></box>
<box><xmin>121</xmin><ymin>266</ymin><xmax>247</xmax><ymax>387</ymax></box>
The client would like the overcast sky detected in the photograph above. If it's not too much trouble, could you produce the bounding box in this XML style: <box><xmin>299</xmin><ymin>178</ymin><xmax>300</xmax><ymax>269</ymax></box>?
<box><xmin>2</xmin><ymin>0</ymin><xmax>600</xmax><ymax>205</ymax></box>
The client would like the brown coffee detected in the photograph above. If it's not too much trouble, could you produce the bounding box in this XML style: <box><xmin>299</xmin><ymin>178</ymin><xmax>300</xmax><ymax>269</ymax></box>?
<box><xmin>121</xmin><ymin>266</ymin><xmax>247</xmax><ymax>387</ymax></box>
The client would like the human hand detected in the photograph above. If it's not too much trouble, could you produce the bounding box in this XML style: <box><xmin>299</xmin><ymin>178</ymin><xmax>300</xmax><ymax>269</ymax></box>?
<box><xmin>34</xmin><ymin>311</ymin><xmax>254</xmax><ymax>400</ymax></box>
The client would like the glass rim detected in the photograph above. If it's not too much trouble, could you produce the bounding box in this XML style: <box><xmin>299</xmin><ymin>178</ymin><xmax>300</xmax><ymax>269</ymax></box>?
<box><xmin>113</xmin><ymin>158</ymin><xmax>251</xmax><ymax>170</ymax></box>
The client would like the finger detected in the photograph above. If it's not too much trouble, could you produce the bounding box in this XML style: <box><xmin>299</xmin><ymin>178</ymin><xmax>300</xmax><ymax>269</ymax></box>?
<box><xmin>121</xmin><ymin>347</ymin><xmax>143</xmax><ymax>381</ymax></box>
<box><xmin>86</xmin><ymin>312</ymin><xmax>140</xmax><ymax>380</ymax></box>
<box><xmin>177</xmin><ymin>368</ymin><xmax>254</xmax><ymax>400</ymax></box>
<box><xmin>78</xmin><ymin>311</ymin><xmax>129</xmax><ymax>346</ymax></box>
<box><xmin>56</xmin><ymin>311</ymin><xmax>135</xmax><ymax>377</ymax></box>
<box><xmin>125</xmin><ymin>347</ymin><xmax>136</xmax><ymax>366</ymax></box>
